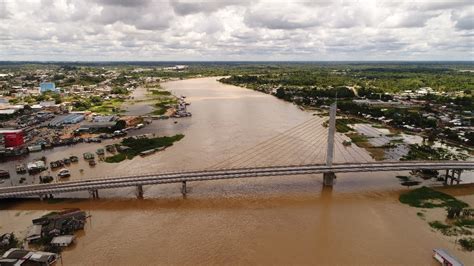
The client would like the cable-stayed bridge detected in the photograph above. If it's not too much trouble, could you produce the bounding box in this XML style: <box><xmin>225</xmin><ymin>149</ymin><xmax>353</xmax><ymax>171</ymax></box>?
<box><xmin>0</xmin><ymin>104</ymin><xmax>473</xmax><ymax>199</ymax></box>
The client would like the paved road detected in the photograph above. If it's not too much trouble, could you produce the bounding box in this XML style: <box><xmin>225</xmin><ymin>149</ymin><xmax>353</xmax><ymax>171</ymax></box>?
<box><xmin>0</xmin><ymin>161</ymin><xmax>472</xmax><ymax>198</ymax></box>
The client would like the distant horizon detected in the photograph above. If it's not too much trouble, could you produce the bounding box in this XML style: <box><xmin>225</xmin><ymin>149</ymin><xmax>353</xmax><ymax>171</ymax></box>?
<box><xmin>1</xmin><ymin>60</ymin><xmax>473</xmax><ymax>63</ymax></box>
<box><xmin>1</xmin><ymin>1</ymin><xmax>472</xmax><ymax>61</ymax></box>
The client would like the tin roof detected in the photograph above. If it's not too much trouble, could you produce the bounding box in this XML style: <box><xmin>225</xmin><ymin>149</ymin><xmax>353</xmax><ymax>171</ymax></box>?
<box><xmin>51</xmin><ymin>235</ymin><xmax>75</xmax><ymax>245</ymax></box>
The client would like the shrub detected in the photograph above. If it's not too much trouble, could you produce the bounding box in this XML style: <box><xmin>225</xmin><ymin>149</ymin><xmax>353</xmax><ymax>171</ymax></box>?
<box><xmin>105</xmin><ymin>153</ymin><xmax>127</xmax><ymax>163</ymax></box>
<box><xmin>399</xmin><ymin>186</ymin><xmax>469</xmax><ymax>209</ymax></box>
<box><xmin>429</xmin><ymin>221</ymin><xmax>451</xmax><ymax>230</ymax></box>
<box><xmin>458</xmin><ymin>237</ymin><xmax>474</xmax><ymax>251</ymax></box>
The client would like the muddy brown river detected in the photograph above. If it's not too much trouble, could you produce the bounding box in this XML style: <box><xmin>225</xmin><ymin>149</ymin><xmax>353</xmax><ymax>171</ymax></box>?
<box><xmin>1</xmin><ymin>77</ymin><xmax>472</xmax><ymax>265</ymax></box>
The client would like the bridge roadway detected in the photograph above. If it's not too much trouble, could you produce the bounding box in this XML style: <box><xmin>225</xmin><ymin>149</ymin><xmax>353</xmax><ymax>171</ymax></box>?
<box><xmin>0</xmin><ymin>161</ymin><xmax>473</xmax><ymax>198</ymax></box>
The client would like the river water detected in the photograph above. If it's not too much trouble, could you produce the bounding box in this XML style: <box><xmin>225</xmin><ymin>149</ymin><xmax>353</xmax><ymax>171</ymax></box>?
<box><xmin>1</xmin><ymin>77</ymin><xmax>472</xmax><ymax>265</ymax></box>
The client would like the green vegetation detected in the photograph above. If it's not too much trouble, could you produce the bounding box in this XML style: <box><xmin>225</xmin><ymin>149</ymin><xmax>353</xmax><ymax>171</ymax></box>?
<box><xmin>151</xmin><ymin>98</ymin><xmax>176</xmax><ymax>115</ymax></box>
<box><xmin>455</xmin><ymin>218</ymin><xmax>474</xmax><ymax>228</ymax></box>
<box><xmin>71</xmin><ymin>96</ymin><xmax>124</xmax><ymax>114</ymax></box>
<box><xmin>402</xmin><ymin>144</ymin><xmax>468</xmax><ymax>161</ymax></box>
<box><xmin>335</xmin><ymin>118</ymin><xmax>359</xmax><ymax>133</ymax></box>
<box><xmin>459</xmin><ymin>237</ymin><xmax>474</xmax><ymax>251</ymax></box>
<box><xmin>399</xmin><ymin>187</ymin><xmax>469</xmax><ymax>209</ymax></box>
<box><xmin>401</xmin><ymin>187</ymin><xmax>472</xmax><ymax>240</ymax></box>
<box><xmin>88</xmin><ymin>98</ymin><xmax>124</xmax><ymax>114</ymax></box>
<box><xmin>347</xmin><ymin>132</ymin><xmax>369</xmax><ymax>145</ymax></box>
<box><xmin>104</xmin><ymin>134</ymin><xmax>184</xmax><ymax>163</ymax></box>
<box><xmin>429</xmin><ymin>221</ymin><xmax>451</xmax><ymax>230</ymax></box>
<box><xmin>150</xmin><ymin>89</ymin><xmax>171</xmax><ymax>96</ymax></box>
<box><xmin>145</xmin><ymin>86</ymin><xmax>177</xmax><ymax>115</ymax></box>
<box><xmin>104</xmin><ymin>153</ymin><xmax>127</xmax><ymax>163</ymax></box>
<box><xmin>218</xmin><ymin>63</ymin><xmax>474</xmax><ymax>93</ymax></box>
<box><xmin>111</xmin><ymin>87</ymin><xmax>129</xmax><ymax>94</ymax></box>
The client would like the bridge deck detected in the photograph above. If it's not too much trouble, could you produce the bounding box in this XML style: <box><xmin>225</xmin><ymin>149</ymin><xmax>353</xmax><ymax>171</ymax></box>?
<box><xmin>0</xmin><ymin>161</ymin><xmax>473</xmax><ymax>198</ymax></box>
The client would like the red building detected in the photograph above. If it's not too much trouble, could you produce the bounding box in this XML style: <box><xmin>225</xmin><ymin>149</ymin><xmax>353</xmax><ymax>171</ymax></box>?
<box><xmin>0</xmin><ymin>129</ymin><xmax>24</xmax><ymax>148</ymax></box>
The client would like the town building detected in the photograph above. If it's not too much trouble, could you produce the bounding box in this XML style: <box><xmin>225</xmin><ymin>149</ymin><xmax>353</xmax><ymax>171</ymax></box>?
<box><xmin>50</xmin><ymin>235</ymin><xmax>75</xmax><ymax>247</ymax></box>
<box><xmin>32</xmin><ymin>209</ymin><xmax>87</xmax><ymax>237</ymax></box>
<box><xmin>0</xmin><ymin>129</ymin><xmax>24</xmax><ymax>148</ymax></box>
<box><xmin>39</xmin><ymin>82</ymin><xmax>58</xmax><ymax>93</ymax></box>
<box><xmin>432</xmin><ymin>248</ymin><xmax>463</xmax><ymax>266</ymax></box>
<box><xmin>0</xmin><ymin>104</ymin><xmax>25</xmax><ymax>115</ymax></box>
<box><xmin>25</xmin><ymin>224</ymin><xmax>42</xmax><ymax>242</ymax></box>
<box><xmin>78</xmin><ymin>121</ymin><xmax>117</xmax><ymax>132</ymax></box>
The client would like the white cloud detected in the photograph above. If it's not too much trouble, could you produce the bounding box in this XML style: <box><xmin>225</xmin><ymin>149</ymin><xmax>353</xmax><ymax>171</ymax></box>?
<box><xmin>0</xmin><ymin>0</ymin><xmax>472</xmax><ymax>60</ymax></box>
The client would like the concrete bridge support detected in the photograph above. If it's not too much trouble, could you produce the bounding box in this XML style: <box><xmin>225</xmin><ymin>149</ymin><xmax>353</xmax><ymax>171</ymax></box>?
<box><xmin>450</xmin><ymin>169</ymin><xmax>462</xmax><ymax>185</ymax></box>
<box><xmin>89</xmin><ymin>189</ymin><xmax>99</xmax><ymax>199</ymax></box>
<box><xmin>136</xmin><ymin>185</ymin><xmax>144</xmax><ymax>199</ymax></box>
<box><xmin>457</xmin><ymin>170</ymin><xmax>462</xmax><ymax>184</ymax></box>
<box><xmin>444</xmin><ymin>169</ymin><xmax>462</xmax><ymax>185</ymax></box>
<box><xmin>181</xmin><ymin>181</ymin><xmax>187</xmax><ymax>197</ymax></box>
<box><xmin>323</xmin><ymin>172</ymin><xmax>336</xmax><ymax>186</ymax></box>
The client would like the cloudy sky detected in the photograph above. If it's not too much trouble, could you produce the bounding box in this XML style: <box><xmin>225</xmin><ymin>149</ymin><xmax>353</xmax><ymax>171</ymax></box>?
<box><xmin>0</xmin><ymin>0</ymin><xmax>473</xmax><ymax>61</ymax></box>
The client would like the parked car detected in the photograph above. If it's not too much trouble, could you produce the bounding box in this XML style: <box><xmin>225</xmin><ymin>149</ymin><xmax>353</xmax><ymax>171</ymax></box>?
<box><xmin>57</xmin><ymin>169</ymin><xmax>71</xmax><ymax>178</ymax></box>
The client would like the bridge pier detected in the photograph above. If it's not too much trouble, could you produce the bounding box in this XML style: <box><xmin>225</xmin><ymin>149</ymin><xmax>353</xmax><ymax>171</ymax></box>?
<box><xmin>451</xmin><ymin>169</ymin><xmax>462</xmax><ymax>185</ymax></box>
<box><xmin>89</xmin><ymin>189</ymin><xmax>99</xmax><ymax>199</ymax></box>
<box><xmin>136</xmin><ymin>185</ymin><xmax>144</xmax><ymax>199</ymax></box>
<box><xmin>181</xmin><ymin>181</ymin><xmax>187</xmax><ymax>197</ymax></box>
<box><xmin>323</xmin><ymin>172</ymin><xmax>336</xmax><ymax>187</ymax></box>
<box><xmin>444</xmin><ymin>169</ymin><xmax>462</xmax><ymax>185</ymax></box>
